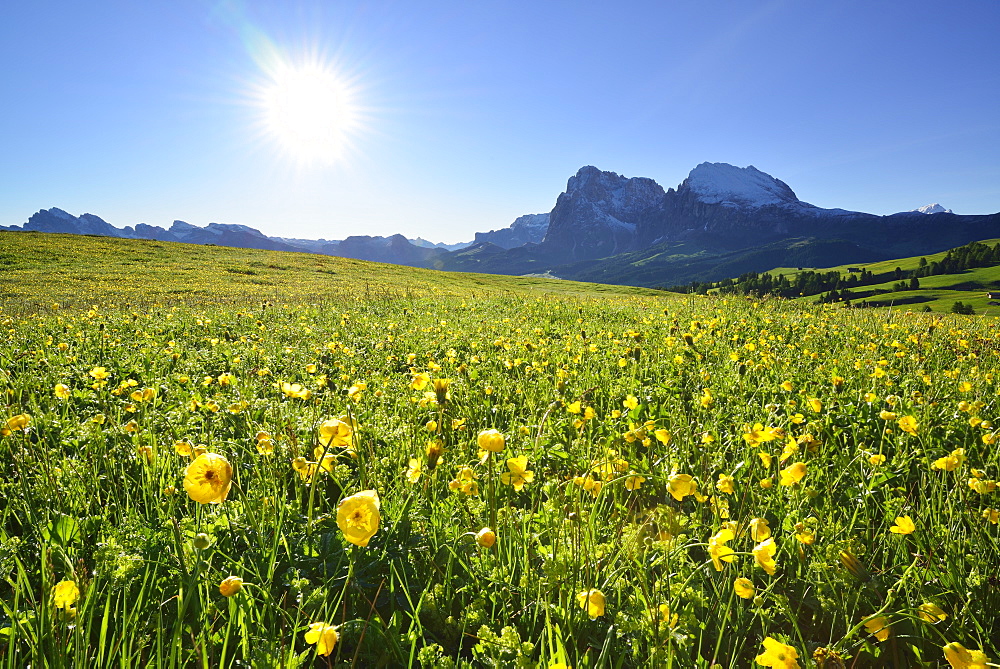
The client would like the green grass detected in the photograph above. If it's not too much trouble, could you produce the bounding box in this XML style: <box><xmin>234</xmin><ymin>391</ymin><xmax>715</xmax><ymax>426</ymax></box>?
<box><xmin>1</xmin><ymin>232</ymin><xmax>998</xmax><ymax>667</ymax></box>
<box><xmin>762</xmin><ymin>239</ymin><xmax>1000</xmax><ymax>314</ymax></box>
<box><xmin>769</xmin><ymin>240</ymin><xmax>1000</xmax><ymax>278</ymax></box>
<box><xmin>0</xmin><ymin>231</ymin><xmax>666</xmax><ymax>311</ymax></box>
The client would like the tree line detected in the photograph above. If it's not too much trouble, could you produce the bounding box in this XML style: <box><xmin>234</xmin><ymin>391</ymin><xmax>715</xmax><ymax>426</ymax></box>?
<box><xmin>667</xmin><ymin>240</ymin><xmax>1000</xmax><ymax>302</ymax></box>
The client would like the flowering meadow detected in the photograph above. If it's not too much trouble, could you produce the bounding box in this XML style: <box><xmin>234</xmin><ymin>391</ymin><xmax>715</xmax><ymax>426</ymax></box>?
<box><xmin>1</xmin><ymin>235</ymin><xmax>999</xmax><ymax>667</ymax></box>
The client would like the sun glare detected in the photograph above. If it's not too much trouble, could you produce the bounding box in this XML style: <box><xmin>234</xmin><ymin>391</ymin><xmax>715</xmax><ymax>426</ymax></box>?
<box><xmin>258</xmin><ymin>61</ymin><xmax>360</xmax><ymax>166</ymax></box>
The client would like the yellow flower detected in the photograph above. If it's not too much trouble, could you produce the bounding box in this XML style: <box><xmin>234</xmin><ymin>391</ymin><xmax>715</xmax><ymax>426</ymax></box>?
<box><xmin>89</xmin><ymin>366</ymin><xmax>110</xmax><ymax>380</ymax></box>
<box><xmin>652</xmin><ymin>603</ymin><xmax>679</xmax><ymax>628</ymax></box>
<box><xmin>500</xmin><ymin>456</ymin><xmax>534</xmax><ymax>491</ymax></box>
<box><xmin>52</xmin><ymin>580</ymin><xmax>79</xmax><ymax>610</ymax></box>
<box><xmin>869</xmin><ymin>454</ymin><xmax>886</xmax><ymax>466</ymax></box>
<box><xmin>932</xmin><ymin>448</ymin><xmax>966</xmax><ymax>471</ymax></box>
<box><xmin>708</xmin><ymin>528</ymin><xmax>736</xmax><ymax>571</ymax></box>
<box><xmin>753</xmin><ymin>538</ymin><xmax>778</xmax><ymax>575</ymax></box>
<box><xmin>863</xmin><ymin>615</ymin><xmax>890</xmax><ymax>641</ymax></box>
<box><xmin>336</xmin><ymin>490</ymin><xmax>380</xmax><ymax>547</ymax></box>
<box><xmin>917</xmin><ymin>602</ymin><xmax>947</xmax><ymax>623</ymax></box>
<box><xmin>779</xmin><ymin>462</ymin><xmax>807</xmax><ymax>486</ymax></box>
<box><xmin>55</xmin><ymin>383</ymin><xmax>70</xmax><ymax>399</ymax></box>
<box><xmin>743</xmin><ymin>423</ymin><xmax>782</xmax><ymax>446</ymax></box>
<box><xmin>318</xmin><ymin>417</ymin><xmax>355</xmax><ymax>449</ymax></box>
<box><xmin>477</xmin><ymin>428</ymin><xmax>506</xmax><ymax>453</ymax></box>
<box><xmin>255</xmin><ymin>433</ymin><xmax>274</xmax><ymax>455</ymax></box>
<box><xmin>476</xmin><ymin>527</ymin><xmax>496</xmax><ymax>548</ymax></box>
<box><xmin>750</xmin><ymin>517</ymin><xmax>771</xmax><ymax>542</ymax></box>
<box><xmin>347</xmin><ymin>383</ymin><xmax>365</xmax><ymax>401</ymax></box>
<box><xmin>280</xmin><ymin>382</ymin><xmax>312</xmax><ymax>400</ymax></box>
<box><xmin>623</xmin><ymin>395</ymin><xmax>638</xmax><ymax>411</ymax></box>
<box><xmin>755</xmin><ymin>636</ymin><xmax>800</xmax><ymax>668</ymax></box>
<box><xmin>983</xmin><ymin>508</ymin><xmax>999</xmax><ymax>525</ymax></box>
<box><xmin>5</xmin><ymin>413</ymin><xmax>30</xmax><ymax>433</ymax></box>
<box><xmin>405</xmin><ymin>458</ymin><xmax>422</xmax><ymax>484</ymax></box>
<box><xmin>432</xmin><ymin>378</ymin><xmax>451</xmax><ymax>402</ymax></box>
<box><xmin>780</xmin><ymin>381</ymin><xmax>794</xmax><ymax>392</ymax></box>
<box><xmin>219</xmin><ymin>576</ymin><xmax>244</xmax><ymax>597</ymax></box>
<box><xmin>305</xmin><ymin>622</ymin><xmax>339</xmax><ymax>656</ymax></box>
<box><xmin>654</xmin><ymin>429</ymin><xmax>671</xmax><ymax>444</ymax></box>
<box><xmin>448</xmin><ymin>467</ymin><xmax>479</xmax><ymax>495</ymax></box>
<box><xmin>130</xmin><ymin>388</ymin><xmax>155</xmax><ymax>403</ymax></box>
<box><xmin>734</xmin><ymin>577</ymin><xmax>755</xmax><ymax>599</ymax></box>
<box><xmin>699</xmin><ymin>389</ymin><xmax>714</xmax><ymax>408</ymax></box>
<box><xmin>793</xmin><ymin>523</ymin><xmax>815</xmax><ymax>545</ymax></box>
<box><xmin>760</xmin><ymin>477</ymin><xmax>774</xmax><ymax>489</ymax></box>
<box><xmin>717</xmin><ymin>474</ymin><xmax>735</xmax><ymax>494</ymax></box>
<box><xmin>807</xmin><ymin>398</ymin><xmax>822</xmax><ymax>413</ymax></box>
<box><xmin>410</xmin><ymin>371</ymin><xmax>429</xmax><ymax>390</ymax></box>
<box><xmin>889</xmin><ymin>515</ymin><xmax>915</xmax><ymax>535</ymax></box>
<box><xmin>879</xmin><ymin>410</ymin><xmax>898</xmax><ymax>421</ymax></box>
<box><xmin>667</xmin><ymin>473</ymin><xmax>697</xmax><ymax>501</ymax></box>
<box><xmin>576</xmin><ymin>589</ymin><xmax>605</xmax><ymax>618</ymax></box>
<box><xmin>624</xmin><ymin>474</ymin><xmax>646</xmax><ymax>491</ymax></box>
<box><xmin>174</xmin><ymin>440</ymin><xmax>193</xmax><ymax>457</ymax></box>
<box><xmin>943</xmin><ymin>642</ymin><xmax>990</xmax><ymax>669</ymax></box>
<box><xmin>574</xmin><ymin>475</ymin><xmax>603</xmax><ymax>497</ymax></box>
<box><xmin>183</xmin><ymin>453</ymin><xmax>233</xmax><ymax>504</ymax></box>
<box><xmin>292</xmin><ymin>457</ymin><xmax>317</xmax><ymax>482</ymax></box>
<box><xmin>898</xmin><ymin>415</ymin><xmax>918</xmax><ymax>435</ymax></box>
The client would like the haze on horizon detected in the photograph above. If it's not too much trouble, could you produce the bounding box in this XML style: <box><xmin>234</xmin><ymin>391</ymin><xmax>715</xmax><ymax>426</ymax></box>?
<box><xmin>1</xmin><ymin>0</ymin><xmax>998</xmax><ymax>245</ymax></box>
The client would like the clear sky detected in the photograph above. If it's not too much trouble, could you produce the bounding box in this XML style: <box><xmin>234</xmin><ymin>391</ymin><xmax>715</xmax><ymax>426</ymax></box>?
<box><xmin>2</xmin><ymin>0</ymin><xmax>998</xmax><ymax>243</ymax></box>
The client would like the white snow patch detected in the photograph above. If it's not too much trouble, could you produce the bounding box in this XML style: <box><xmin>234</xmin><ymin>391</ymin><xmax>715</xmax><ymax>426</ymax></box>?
<box><xmin>686</xmin><ymin>163</ymin><xmax>795</xmax><ymax>208</ymax></box>
<box><xmin>911</xmin><ymin>203</ymin><xmax>953</xmax><ymax>214</ymax></box>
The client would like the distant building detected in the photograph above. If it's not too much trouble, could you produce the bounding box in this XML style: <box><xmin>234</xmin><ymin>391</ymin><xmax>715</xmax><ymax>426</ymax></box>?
<box><xmin>986</xmin><ymin>292</ymin><xmax>1000</xmax><ymax>299</ymax></box>
<box><xmin>847</xmin><ymin>267</ymin><xmax>861</xmax><ymax>273</ymax></box>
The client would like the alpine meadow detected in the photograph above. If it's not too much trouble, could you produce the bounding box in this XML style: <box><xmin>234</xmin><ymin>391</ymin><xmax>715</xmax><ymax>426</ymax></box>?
<box><xmin>1</xmin><ymin>232</ymin><xmax>997</xmax><ymax>667</ymax></box>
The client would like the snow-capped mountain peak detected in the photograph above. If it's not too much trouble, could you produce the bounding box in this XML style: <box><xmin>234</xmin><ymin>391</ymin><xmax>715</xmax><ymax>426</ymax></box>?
<box><xmin>911</xmin><ymin>203</ymin><xmax>953</xmax><ymax>215</ymax></box>
<box><xmin>683</xmin><ymin>162</ymin><xmax>799</xmax><ymax>208</ymax></box>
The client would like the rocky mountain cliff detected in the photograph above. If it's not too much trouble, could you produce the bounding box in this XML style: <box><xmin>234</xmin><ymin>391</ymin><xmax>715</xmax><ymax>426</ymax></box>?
<box><xmin>538</xmin><ymin>166</ymin><xmax>664</xmax><ymax>262</ymax></box>
<box><xmin>474</xmin><ymin>213</ymin><xmax>548</xmax><ymax>249</ymax></box>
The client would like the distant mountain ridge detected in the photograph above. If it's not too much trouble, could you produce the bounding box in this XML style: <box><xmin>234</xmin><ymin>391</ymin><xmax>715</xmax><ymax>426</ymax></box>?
<box><xmin>0</xmin><ymin>208</ymin><xmax>476</xmax><ymax>267</ymax></box>
<box><xmin>5</xmin><ymin>163</ymin><xmax>998</xmax><ymax>288</ymax></box>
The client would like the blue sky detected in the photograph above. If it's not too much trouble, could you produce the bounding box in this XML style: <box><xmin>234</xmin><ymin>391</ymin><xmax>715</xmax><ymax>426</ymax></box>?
<box><xmin>2</xmin><ymin>0</ymin><xmax>998</xmax><ymax>243</ymax></box>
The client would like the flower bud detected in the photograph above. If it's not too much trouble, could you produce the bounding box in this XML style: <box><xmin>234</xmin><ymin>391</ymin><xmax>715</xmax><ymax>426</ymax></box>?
<box><xmin>219</xmin><ymin>576</ymin><xmax>244</xmax><ymax>597</ymax></box>
<box><xmin>839</xmin><ymin>550</ymin><xmax>871</xmax><ymax>582</ymax></box>
<box><xmin>476</xmin><ymin>528</ymin><xmax>496</xmax><ymax>548</ymax></box>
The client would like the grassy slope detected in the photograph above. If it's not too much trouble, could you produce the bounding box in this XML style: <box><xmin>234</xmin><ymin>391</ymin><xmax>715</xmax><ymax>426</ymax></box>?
<box><xmin>765</xmin><ymin>239</ymin><xmax>1000</xmax><ymax>314</ymax></box>
<box><xmin>0</xmin><ymin>232</ymin><xmax>668</xmax><ymax>309</ymax></box>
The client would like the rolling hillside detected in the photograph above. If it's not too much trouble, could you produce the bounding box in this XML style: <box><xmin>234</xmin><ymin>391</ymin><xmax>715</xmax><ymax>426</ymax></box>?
<box><xmin>762</xmin><ymin>239</ymin><xmax>1000</xmax><ymax>314</ymax></box>
<box><xmin>0</xmin><ymin>232</ymin><xmax>668</xmax><ymax>310</ymax></box>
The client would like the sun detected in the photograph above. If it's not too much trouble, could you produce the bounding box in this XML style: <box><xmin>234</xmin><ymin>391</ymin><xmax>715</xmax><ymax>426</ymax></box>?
<box><xmin>258</xmin><ymin>61</ymin><xmax>360</xmax><ymax>165</ymax></box>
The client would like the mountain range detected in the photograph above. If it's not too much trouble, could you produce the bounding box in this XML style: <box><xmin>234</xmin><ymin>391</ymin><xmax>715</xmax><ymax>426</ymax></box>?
<box><xmin>5</xmin><ymin>163</ymin><xmax>999</xmax><ymax>288</ymax></box>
